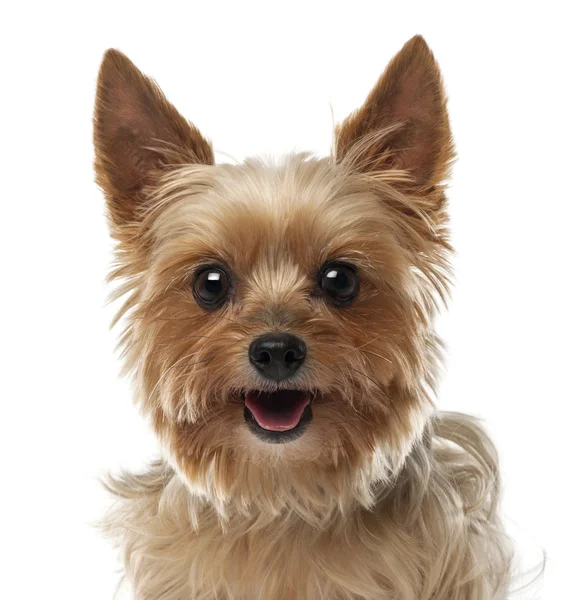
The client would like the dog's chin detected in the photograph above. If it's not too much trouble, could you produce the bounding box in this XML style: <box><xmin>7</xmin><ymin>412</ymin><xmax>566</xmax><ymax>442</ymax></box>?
<box><xmin>242</xmin><ymin>389</ymin><xmax>314</xmax><ymax>444</ymax></box>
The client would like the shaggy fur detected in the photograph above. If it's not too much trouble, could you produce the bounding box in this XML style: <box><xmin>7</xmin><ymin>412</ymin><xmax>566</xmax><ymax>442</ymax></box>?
<box><xmin>94</xmin><ymin>36</ymin><xmax>513</xmax><ymax>599</ymax></box>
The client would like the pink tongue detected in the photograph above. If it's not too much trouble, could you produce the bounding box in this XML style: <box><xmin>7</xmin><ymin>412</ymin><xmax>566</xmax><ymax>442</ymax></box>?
<box><xmin>245</xmin><ymin>390</ymin><xmax>309</xmax><ymax>431</ymax></box>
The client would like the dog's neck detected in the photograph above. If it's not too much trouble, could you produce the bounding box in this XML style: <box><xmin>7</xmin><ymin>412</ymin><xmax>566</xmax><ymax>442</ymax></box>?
<box><xmin>102</xmin><ymin>413</ymin><xmax>511</xmax><ymax>599</ymax></box>
<box><xmin>109</xmin><ymin>422</ymin><xmax>432</xmax><ymax>535</ymax></box>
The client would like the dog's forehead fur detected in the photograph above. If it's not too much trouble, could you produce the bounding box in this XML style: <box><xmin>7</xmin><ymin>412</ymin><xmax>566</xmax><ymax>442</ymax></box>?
<box><xmin>149</xmin><ymin>155</ymin><xmax>410</xmax><ymax>290</ymax></box>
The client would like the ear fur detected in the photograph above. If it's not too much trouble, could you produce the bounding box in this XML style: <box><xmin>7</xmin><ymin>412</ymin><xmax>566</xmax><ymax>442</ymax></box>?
<box><xmin>335</xmin><ymin>36</ymin><xmax>453</xmax><ymax>197</ymax></box>
<box><xmin>93</xmin><ymin>49</ymin><xmax>213</xmax><ymax>225</ymax></box>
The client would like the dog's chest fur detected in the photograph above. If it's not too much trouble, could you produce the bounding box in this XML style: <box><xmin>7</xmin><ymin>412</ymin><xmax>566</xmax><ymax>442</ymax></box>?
<box><xmin>113</xmin><ymin>487</ymin><xmax>411</xmax><ymax>599</ymax></box>
<box><xmin>106</xmin><ymin>429</ymin><xmax>508</xmax><ymax>600</ymax></box>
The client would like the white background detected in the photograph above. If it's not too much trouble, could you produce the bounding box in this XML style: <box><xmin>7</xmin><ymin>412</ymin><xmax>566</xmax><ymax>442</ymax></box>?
<box><xmin>1</xmin><ymin>1</ymin><xmax>566</xmax><ymax>598</ymax></box>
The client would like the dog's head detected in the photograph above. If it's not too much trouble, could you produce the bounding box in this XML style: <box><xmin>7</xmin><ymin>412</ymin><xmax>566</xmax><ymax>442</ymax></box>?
<box><xmin>94</xmin><ymin>36</ymin><xmax>453</xmax><ymax>517</ymax></box>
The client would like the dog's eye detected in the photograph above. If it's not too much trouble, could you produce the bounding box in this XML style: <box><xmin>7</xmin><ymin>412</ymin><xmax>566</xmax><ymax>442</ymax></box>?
<box><xmin>193</xmin><ymin>267</ymin><xmax>230</xmax><ymax>309</ymax></box>
<box><xmin>319</xmin><ymin>263</ymin><xmax>359</xmax><ymax>305</ymax></box>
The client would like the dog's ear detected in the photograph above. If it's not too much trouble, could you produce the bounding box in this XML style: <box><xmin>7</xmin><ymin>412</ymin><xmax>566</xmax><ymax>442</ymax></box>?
<box><xmin>335</xmin><ymin>36</ymin><xmax>453</xmax><ymax>197</ymax></box>
<box><xmin>94</xmin><ymin>49</ymin><xmax>213</xmax><ymax>225</ymax></box>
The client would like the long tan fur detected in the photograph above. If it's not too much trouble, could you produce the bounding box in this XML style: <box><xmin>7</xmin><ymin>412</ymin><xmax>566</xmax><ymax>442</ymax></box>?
<box><xmin>94</xmin><ymin>36</ymin><xmax>513</xmax><ymax>599</ymax></box>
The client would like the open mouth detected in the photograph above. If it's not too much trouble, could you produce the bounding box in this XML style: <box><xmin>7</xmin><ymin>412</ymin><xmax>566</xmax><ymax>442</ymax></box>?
<box><xmin>243</xmin><ymin>390</ymin><xmax>313</xmax><ymax>443</ymax></box>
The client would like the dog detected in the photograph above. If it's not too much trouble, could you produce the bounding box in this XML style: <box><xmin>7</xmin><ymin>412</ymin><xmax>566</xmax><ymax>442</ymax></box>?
<box><xmin>94</xmin><ymin>35</ymin><xmax>513</xmax><ymax>599</ymax></box>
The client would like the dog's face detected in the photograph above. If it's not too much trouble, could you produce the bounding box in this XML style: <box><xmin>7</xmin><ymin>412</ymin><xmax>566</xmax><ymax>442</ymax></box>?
<box><xmin>94</xmin><ymin>36</ymin><xmax>453</xmax><ymax>512</ymax></box>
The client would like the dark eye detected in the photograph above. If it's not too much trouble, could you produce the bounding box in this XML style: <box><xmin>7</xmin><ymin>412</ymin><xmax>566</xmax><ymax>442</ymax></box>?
<box><xmin>193</xmin><ymin>266</ymin><xmax>230</xmax><ymax>309</ymax></box>
<box><xmin>319</xmin><ymin>262</ymin><xmax>359</xmax><ymax>305</ymax></box>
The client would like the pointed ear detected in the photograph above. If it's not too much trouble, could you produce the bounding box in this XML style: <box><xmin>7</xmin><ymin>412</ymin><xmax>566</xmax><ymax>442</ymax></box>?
<box><xmin>335</xmin><ymin>36</ymin><xmax>453</xmax><ymax>195</ymax></box>
<box><xmin>94</xmin><ymin>49</ymin><xmax>214</xmax><ymax>225</ymax></box>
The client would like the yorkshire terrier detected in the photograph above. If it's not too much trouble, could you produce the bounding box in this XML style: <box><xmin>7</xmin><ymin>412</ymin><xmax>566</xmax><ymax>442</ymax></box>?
<box><xmin>94</xmin><ymin>35</ymin><xmax>513</xmax><ymax>599</ymax></box>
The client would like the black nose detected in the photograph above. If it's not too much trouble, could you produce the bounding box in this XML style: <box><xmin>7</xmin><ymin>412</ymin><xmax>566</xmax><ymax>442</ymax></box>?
<box><xmin>249</xmin><ymin>333</ymin><xmax>307</xmax><ymax>381</ymax></box>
